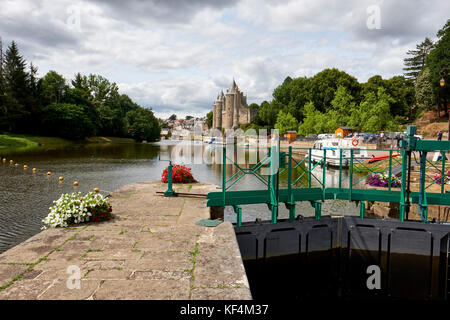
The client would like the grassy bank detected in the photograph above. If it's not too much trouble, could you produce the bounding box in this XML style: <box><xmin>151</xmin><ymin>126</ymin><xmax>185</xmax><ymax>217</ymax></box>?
<box><xmin>0</xmin><ymin>134</ymin><xmax>137</xmax><ymax>156</ymax></box>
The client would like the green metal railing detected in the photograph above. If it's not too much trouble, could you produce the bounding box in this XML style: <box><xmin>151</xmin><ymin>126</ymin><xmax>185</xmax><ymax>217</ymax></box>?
<box><xmin>206</xmin><ymin>126</ymin><xmax>450</xmax><ymax>225</ymax></box>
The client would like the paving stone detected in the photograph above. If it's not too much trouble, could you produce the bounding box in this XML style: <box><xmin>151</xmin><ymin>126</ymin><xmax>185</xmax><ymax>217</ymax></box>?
<box><xmin>93</xmin><ymin>279</ymin><xmax>190</xmax><ymax>300</ymax></box>
<box><xmin>0</xmin><ymin>181</ymin><xmax>251</xmax><ymax>300</ymax></box>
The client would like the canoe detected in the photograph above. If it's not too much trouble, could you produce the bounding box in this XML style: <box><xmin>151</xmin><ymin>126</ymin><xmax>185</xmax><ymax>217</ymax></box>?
<box><xmin>368</xmin><ymin>153</ymin><xmax>399</xmax><ymax>163</ymax></box>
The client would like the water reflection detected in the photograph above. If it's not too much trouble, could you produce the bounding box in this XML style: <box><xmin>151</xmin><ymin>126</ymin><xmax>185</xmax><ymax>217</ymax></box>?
<box><xmin>0</xmin><ymin>141</ymin><xmax>362</xmax><ymax>253</ymax></box>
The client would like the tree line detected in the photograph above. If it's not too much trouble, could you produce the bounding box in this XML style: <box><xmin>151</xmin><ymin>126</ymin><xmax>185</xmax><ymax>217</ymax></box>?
<box><xmin>0</xmin><ymin>41</ymin><xmax>161</xmax><ymax>141</ymax></box>
<box><xmin>236</xmin><ymin>19</ymin><xmax>450</xmax><ymax>135</ymax></box>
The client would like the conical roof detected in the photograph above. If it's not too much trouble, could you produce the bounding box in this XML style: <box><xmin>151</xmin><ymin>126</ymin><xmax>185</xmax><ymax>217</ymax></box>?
<box><xmin>228</xmin><ymin>78</ymin><xmax>238</xmax><ymax>94</ymax></box>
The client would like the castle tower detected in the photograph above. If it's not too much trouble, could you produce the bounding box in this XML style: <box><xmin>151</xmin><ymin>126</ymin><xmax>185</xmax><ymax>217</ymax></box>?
<box><xmin>211</xmin><ymin>79</ymin><xmax>252</xmax><ymax>131</ymax></box>
<box><xmin>214</xmin><ymin>92</ymin><xmax>223</xmax><ymax>130</ymax></box>
<box><xmin>224</xmin><ymin>80</ymin><xmax>237</xmax><ymax>130</ymax></box>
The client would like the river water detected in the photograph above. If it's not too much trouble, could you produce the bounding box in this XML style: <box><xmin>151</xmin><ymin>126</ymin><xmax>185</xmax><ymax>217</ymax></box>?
<box><xmin>0</xmin><ymin>141</ymin><xmax>363</xmax><ymax>254</ymax></box>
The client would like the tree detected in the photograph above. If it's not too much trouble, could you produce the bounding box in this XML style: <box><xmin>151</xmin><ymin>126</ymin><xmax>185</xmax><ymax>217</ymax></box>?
<box><xmin>309</xmin><ymin>68</ymin><xmax>361</xmax><ymax>113</ymax></box>
<box><xmin>357</xmin><ymin>88</ymin><xmax>398</xmax><ymax>133</ymax></box>
<box><xmin>40</xmin><ymin>103</ymin><xmax>96</xmax><ymax>139</ymax></box>
<box><xmin>274</xmin><ymin>110</ymin><xmax>298</xmax><ymax>135</ymax></box>
<box><xmin>403</xmin><ymin>38</ymin><xmax>434</xmax><ymax>82</ymax></box>
<box><xmin>258</xmin><ymin>100</ymin><xmax>282</xmax><ymax>127</ymax></box>
<box><xmin>206</xmin><ymin>111</ymin><xmax>213</xmax><ymax>129</ymax></box>
<box><xmin>329</xmin><ymin>86</ymin><xmax>355</xmax><ymax>125</ymax></box>
<box><xmin>126</xmin><ymin>108</ymin><xmax>161</xmax><ymax>141</ymax></box>
<box><xmin>426</xmin><ymin>19</ymin><xmax>450</xmax><ymax>117</ymax></box>
<box><xmin>185</xmin><ymin>115</ymin><xmax>193</xmax><ymax>120</ymax></box>
<box><xmin>415</xmin><ymin>68</ymin><xmax>435</xmax><ymax>113</ymax></box>
<box><xmin>2</xmin><ymin>41</ymin><xmax>30</xmax><ymax>132</ymax></box>
<box><xmin>169</xmin><ymin>114</ymin><xmax>177</xmax><ymax>121</ymax></box>
<box><xmin>41</xmin><ymin>71</ymin><xmax>68</xmax><ymax>105</ymax></box>
<box><xmin>298</xmin><ymin>102</ymin><xmax>322</xmax><ymax>135</ymax></box>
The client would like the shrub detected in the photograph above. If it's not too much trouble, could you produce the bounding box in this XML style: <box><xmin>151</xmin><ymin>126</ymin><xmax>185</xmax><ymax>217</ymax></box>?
<box><xmin>161</xmin><ymin>165</ymin><xmax>197</xmax><ymax>184</ymax></box>
<box><xmin>42</xmin><ymin>192</ymin><xmax>112</xmax><ymax>228</ymax></box>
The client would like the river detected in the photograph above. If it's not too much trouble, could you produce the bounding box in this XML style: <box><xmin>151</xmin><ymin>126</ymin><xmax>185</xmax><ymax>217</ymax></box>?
<box><xmin>0</xmin><ymin>140</ymin><xmax>363</xmax><ymax>254</ymax></box>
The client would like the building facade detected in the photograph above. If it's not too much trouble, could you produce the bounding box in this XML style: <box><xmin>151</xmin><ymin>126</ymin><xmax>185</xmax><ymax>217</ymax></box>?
<box><xmin>212</xmin><ymin>80</ymin><xmax>253</xmax><ymax>130</ymax></box>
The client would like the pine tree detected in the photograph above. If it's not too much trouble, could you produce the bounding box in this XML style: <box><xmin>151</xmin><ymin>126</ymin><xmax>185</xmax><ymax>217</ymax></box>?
<box><xmin>3</xmin><ymin>41</ymin><xmax>30</xmax><ymax>131</ymax></box>
<box><xmin>403</xmin><ymin>38</ymin><xmax>434</xmax><ymax>82</ymax></box>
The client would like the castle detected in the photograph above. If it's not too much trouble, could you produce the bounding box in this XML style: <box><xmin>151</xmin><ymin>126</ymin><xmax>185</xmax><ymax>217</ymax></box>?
<box><xmin>212</xmin><ymin>79</ymin><xmax>253</xmax><ymax>130</ymax></box>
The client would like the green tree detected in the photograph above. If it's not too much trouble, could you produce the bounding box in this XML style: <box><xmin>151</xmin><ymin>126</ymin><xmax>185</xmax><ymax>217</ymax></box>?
<box><xmin>298</xmin><ymin>102</ymin><xmax>322</xmax><ymax>135</ymax></box>
<box><xmin>41</xmin><ymin>71</ymin><xmax>68</xmax><ymax>105</ymax></box>
<box><xmin>403</xmin><ymin>37</ymin><xmax>434</xmax><ymax>82</ymax></box>
<box><xmin>40</xmin><ymin>103</ymin><xmax>96</xmax><ymax>139</ymax></box>
<box><xmin>126</xmin><ymin>108</ymin><xmax>161</xmax><ymax>141</ymax></box>
<box><xmin>274</xmin><ymin>110</ymin><xmax>298</xmax><ymax>134</ymax></box>
<box><xmin>1</xmin><ymin>41</ymin><xmax>30</xmax><ymax>132</ymax></box>
<box><xmin>309</xmin><ymin>68</ymin><xmax>361</xmax><ymax>113</ymax></box>
<box><xmin>358</xmin><ymin>88</ymin><xmax>398</xmax><ymax>133</ymax></box>
<box><xmin>426</xmin><ymin>19</ymin><xmax>450</xmax><ymax>118</ymax></box>
<box><xmin>415</xmin><ymin>68</ymin><xmax>435</xmax><ymax>113</ymax></box>
<box><xmin>258</xmin><ymin>100</ymin><xmax>282</xmax><ymax>127</ymax></box>
<box><xmin>206</xmin><ymin>111</ymin><xmax>213</xmax><ymax>129</ymax></box>
<box><xmin>169</xmin><ymin>114</ymin><xmax>177</xmax><ymax>121</ymax></box>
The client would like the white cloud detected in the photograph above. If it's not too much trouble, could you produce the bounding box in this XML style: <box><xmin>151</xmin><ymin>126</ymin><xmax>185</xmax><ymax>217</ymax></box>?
<box><xmin>1</xmin><ymin>0</ymin><xmax>448</xmax><ymax>119</ymax></box>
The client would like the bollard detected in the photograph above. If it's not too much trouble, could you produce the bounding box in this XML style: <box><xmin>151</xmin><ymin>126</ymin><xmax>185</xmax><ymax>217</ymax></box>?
<box><xmin>164</xmin><ymin>161</ymin><xmax>175</xmax><ymax>197</ymax></box>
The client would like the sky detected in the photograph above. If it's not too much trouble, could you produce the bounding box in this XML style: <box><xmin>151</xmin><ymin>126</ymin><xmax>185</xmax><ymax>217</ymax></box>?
<box><xmin>0</xmin><ymin>0</ymin><xmax>449</xmax><ymax>119</ymax></box>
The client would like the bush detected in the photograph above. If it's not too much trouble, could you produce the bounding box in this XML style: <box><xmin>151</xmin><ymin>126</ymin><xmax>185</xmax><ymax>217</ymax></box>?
<box><xmin>161</xmin><ymin>165</ymin><xmax>197</xmax><ymax>183</ymax></box>
<box><xmin>42</xmin><ymin>192</ymin><xmax>112</xmax><ymax>228</ymax></box>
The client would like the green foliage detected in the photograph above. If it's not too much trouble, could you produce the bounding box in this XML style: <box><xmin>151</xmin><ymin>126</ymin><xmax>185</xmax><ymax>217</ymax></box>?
<box><xmin>415</xmin><ymin>68</ymin><xmax>435</xmax><ymax>111</ymax></box>
<box><xmin>169</xmin><ymin>114</ymin><xmax>177</xmax><ymax>121</ymax></box>
<box><xmin>0</xmin><ymin>40</ymin><xmax>160</xmax><ymax>142</ymax></box>
<box><xmin>206</xmin><ymin>111</ymin><xmax>213</xmax><ymax>129</ymax></box>
<box><xmin>426</xmin><ymin>19</ymin><xmax>450</xmax><ymax>113</ymax></box>
<box><xmin>41</xmin><ymin>103</ymin><xmax>96</xmax><ymax>139</ymax></box>
<box><xmin>126</xmin><ymin>108</ymin><xmax>160</xmax><ymax>142</ymax></box>
<box><xmin>41</xmin><ymin>71</ymin><xmax>68</xmax><ymax>105</ymax></box>
<box><xmin>356</xmin><ymin>88</ymin><xmax>398</xmax><ymax>133</ymax></box>
<box><xmin>403</xmin><ymin>37</ymin><xmax>434</xmax><ymax>82</ymax></box>
<box><xmin>274</xmin><ymin>110</ymin><xmax>298</xmax><ymax>134</ymax></box>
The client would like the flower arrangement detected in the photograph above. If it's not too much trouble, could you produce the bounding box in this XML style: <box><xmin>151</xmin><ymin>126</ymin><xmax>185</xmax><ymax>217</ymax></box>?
<box><xmin>366</xmin><ymin>173</ymin><xmax>401</xmax><ymax>188</ymax></box>
<box><xmin>433</xmin><ymin>170</ymin><xmax>450</xmax><ymax>184</ymax></box>
<box><xmin>161</xmin><ymin>165</ymin><xmax>197</xmax><ymax>184</ymax></box>
<box><xmin>42</xmin><ymin>192</ymin><xmax>112</xmax><ymax>228</ymax></box>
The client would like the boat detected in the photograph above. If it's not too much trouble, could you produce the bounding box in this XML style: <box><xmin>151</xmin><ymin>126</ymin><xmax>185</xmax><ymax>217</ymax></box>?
<box><xmin>310</xmin><ymin>137</ymin><xmax>369</xmax><ymax>167</ymax></box>
<box><xmin>368</xmin><ymin>153</ymin><xmax>399</xmax><ymax>163</ymax></box>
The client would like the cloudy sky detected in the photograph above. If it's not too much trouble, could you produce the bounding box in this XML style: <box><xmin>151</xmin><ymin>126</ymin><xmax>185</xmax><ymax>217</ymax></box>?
<box><xmin>1</xmin><ymin>0</ymin><xmax>449</xmax><ymax>119</ymax></box>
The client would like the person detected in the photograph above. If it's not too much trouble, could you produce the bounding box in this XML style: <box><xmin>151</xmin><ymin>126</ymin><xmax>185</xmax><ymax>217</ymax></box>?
<box><xmin>437</xmin><ymin>131</ymin><xmax>443</xmax><ymax>141</ymax></box>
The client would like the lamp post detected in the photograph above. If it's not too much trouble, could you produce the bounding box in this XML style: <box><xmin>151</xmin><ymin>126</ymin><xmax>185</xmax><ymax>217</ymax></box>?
<box><xmin>440</xmin><ymin>68</ymin><xmax>450</xmax><ymax>140</ymax></box>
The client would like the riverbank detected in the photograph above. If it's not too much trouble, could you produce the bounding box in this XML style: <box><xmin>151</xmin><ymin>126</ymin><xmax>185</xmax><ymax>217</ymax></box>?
<box><xmin>0</xmin><ymin>181</ymin><xmax>251</xmax><ymax>300</ymax></box>
<box><xmin>0</xmin><ymin>134</ymin><xmax>137</xmax><ymax>156</ymax></box>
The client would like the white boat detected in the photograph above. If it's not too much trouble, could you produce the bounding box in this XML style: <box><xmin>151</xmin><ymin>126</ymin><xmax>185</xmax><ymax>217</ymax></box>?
<box><xmin>310</xmin><ymin>137</ymin><xmax>369</xmax><ymax>167</ymax></box>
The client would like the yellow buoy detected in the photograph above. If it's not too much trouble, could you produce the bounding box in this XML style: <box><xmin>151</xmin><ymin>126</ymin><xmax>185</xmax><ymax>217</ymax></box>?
<box><xmin>2</xmin><ymin>158</ymin><xmax>6</xmax><ymax>163</ymax></box>
<box><xmin>23</xmin><ymin>165</ymin><xmax>28</xmax><ymax>169</ymax></box>
<box><xmin>32</xmin><ymin>168</ymin><xmax>36</xmax><ymax>173</ymax></box>
<box><xmin>59</xmin><ymin>176</ymin><xmax>64</xmax><ymax>181</ymax></box>
<box><xmin>10</xmin><ymin>160</ymin><xmax>13</xmax><ymax>164</ymax></box>
<box><xmin>47</xmin><ymin>172</ymin><xmax>52</xmax><ymax>175</ymax></box>
<box><xmin>73</xmin><ymin>181</ymin><xmax>79</xmax><ymax>187</ymax></box>
<box><xmin>94</xmin><ymin>188</ymin><xmax>100</xmax><ymax>193</ymax></box>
